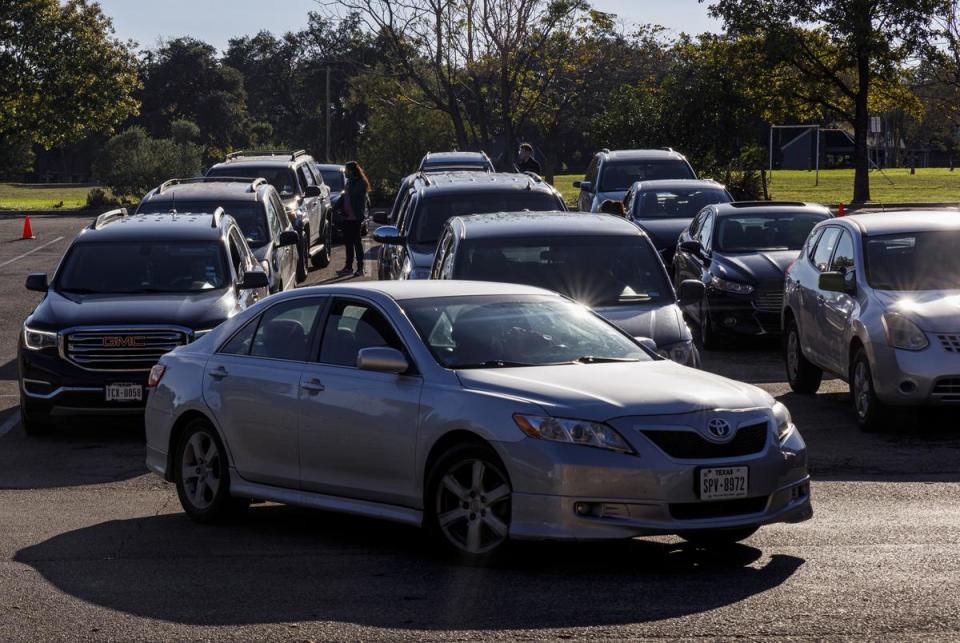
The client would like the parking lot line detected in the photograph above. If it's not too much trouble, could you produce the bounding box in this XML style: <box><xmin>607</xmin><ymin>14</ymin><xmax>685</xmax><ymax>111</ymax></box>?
<box><xmin>0</xmin><ymin>236</ymin><xmax>65</xmax><ymax>269</ymax></box>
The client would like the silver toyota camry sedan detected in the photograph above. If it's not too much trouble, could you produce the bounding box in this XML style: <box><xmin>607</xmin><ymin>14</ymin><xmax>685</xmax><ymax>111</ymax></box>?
<box><xmin>144</xmin><ymin>281</ymin><xmax>811</xmax><ymax>560</ymax></box>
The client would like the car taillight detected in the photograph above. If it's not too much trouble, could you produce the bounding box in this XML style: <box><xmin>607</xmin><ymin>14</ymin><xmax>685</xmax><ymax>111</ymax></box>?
<box><xmin>147</xmin><ymin>364</ymin><xmax>166</xmax><ymax>388</ymax></box>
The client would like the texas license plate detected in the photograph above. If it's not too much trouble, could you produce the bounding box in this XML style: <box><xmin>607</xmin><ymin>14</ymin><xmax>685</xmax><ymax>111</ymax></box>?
<box><xmin>105</xmin><ymin>383</ymin><xmax>142</xmax><ymax>402</ymax></box>
<box><xmin>699</xmin><ymin>466</ymin><xmax>749</xmax><ymax>500</ymax></box>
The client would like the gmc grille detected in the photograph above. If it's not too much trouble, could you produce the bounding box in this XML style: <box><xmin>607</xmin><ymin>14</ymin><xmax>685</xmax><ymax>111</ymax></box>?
<box><xmin>63</xmin><ymin>328</ymin><xmax>188</xmax><ymax>371</ymax></box>
<box><xmin>640</xmin><ymin>422</ymin><xmax>769</xmax><ymax>459</ymax></box>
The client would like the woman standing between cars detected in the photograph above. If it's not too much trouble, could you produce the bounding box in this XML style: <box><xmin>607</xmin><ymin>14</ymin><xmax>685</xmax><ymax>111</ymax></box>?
<box><xmin>337</xmin><ymin>161</ymin><xmax>370</xmax><ymax>277</ymax></box>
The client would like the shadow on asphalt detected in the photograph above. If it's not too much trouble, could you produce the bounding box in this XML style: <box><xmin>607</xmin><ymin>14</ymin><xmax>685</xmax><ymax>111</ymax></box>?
<box><xmin>14</xmin><ymin>504</ymin><xmax>804</xmax><ymax>629</ymax></box>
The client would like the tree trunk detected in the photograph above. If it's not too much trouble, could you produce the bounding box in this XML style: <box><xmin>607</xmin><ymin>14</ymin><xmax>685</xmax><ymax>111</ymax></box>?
<box><xmin>852</xmin><ymin>55</ymin><xmax>871</xmax><ymax>203</ymax></box>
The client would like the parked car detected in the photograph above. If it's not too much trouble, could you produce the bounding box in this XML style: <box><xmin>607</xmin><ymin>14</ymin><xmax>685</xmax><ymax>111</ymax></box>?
<box><xmin>418</xmin><ymin>151</ymin><xmax>495</xmax><ymax>173</ymax></box>
<box><xmin>207</xmin><ymin>150</ymin><xmax>333</xmax><ymax>276</ymax></box>
<box><xmin>137</xmin><ymin>177</ymin><xmax>300</xmax><ymax>293</ymax></box>
<box><xmin>430</xmin><ymin>211</ymin><xmax>704</xmax><ymax>366</ymax></box>
<box><xmin>623</xmin><ymin>179</ymin><xmax>733</xmax><ymax>265</ymax></box>
<box><xmin>373</xmin><ymin>172</ymin><xmax>566</xmax><ymax>280</ymax></box>
<box><xmin>574</xmin><ymin>149</ymin><xmax>697</xmax><ymax>213</ymax></box>
<box><xmin>19</xmin><ymin>208</ymin><xmax>269</xmax><ymax>435</ymax></box>
<box><xmin>783</xmin><ymin>211</ymin><xmax>960</xmax><ymax>430</ymax></box>
<box><xmin>144</xmin><ymin>281</ymin><xmax>812</xmax><ymax>560</ymax></box>
<box><xmin>673</xmin><ymin>202</ymin><xmax>832</xmax><ymax>348</ymax></box>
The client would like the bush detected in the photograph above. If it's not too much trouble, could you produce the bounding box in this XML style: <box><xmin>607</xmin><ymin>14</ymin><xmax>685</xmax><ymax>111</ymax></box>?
<box><xmin>92</xmin><ymin>126</ymin><xmax>203</xmax><ymax>198</ymax></box>
<box><xmin>85</xmin><ymin>187</ymin><xmax>121</xmax><ymax>209</ymax></box>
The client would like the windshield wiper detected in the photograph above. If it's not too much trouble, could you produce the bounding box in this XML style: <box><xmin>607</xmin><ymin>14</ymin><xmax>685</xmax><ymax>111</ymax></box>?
<box><xmin>454</xmin><ymin>360</ymin><xmax>543</xmax><ymax>368</ymax></box>
<box><xmin>573</xmin><ymin>356</ymin><xmax>641</xmax><ymax>364</ymax></box>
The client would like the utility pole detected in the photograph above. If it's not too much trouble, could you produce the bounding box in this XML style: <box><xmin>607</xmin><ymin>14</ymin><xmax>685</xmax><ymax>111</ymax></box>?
<box><xmin>325</xmin><ymin>65</ymin><xmax>331</xmax><ymax>162</ymax></box>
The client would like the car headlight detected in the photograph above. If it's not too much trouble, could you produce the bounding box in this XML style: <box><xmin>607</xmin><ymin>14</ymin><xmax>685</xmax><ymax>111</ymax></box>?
<box><xmin>657</xmin><ymin>339</ymin><xmax>696</xmax><ymax>365</ymax></box>
<box><xmin>772</xmin><ymin>401</ymin><xmax>794</xmax><ymax>442</ymax></box>
<box><xmin>513</xmin><ymin>414</ymin><xmax>634</xmax><ymax>454</ymax></box>
<box><xmin>23</xmin><ymin>325</ymin><xmax>58</xmax><ymax>351</ymax></box>
<box><xmin>710</xmin><ymin>275</ymin><xmax>755</xmax><ymax>295</ymax></box>
<box><xmin>882</xmin><ymin>313</ymin><xmax>928</xmax><ymax>351</ymax></box>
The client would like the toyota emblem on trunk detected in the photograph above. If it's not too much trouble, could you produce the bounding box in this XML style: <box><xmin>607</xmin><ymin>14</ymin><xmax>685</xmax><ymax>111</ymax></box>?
<box><xmin>707</xmin><ymin>418</ymin><xmax>731</xmax><ymax>438</ymax></box>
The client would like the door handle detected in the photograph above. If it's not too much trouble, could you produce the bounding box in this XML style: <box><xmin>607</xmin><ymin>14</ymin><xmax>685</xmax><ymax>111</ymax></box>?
<box><xmin>209</xmin><ymin>365</ymin><xmax>228</xmax><ymax>379</ymax></box>
<box><xmin>302</xmin><ymin>378</ymin><xmax>325</xmax><ymax>393</ymax></box>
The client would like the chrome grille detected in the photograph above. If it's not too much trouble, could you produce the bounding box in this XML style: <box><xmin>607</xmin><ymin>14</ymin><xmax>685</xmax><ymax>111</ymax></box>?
<box><xmin>932</xmin><ymin>378</ymin><xmax>960</xmax><ymax>403</ymax></box>
<box><xmin>937</xmin><ymin>334</ymin><xmax>960</xmax><ymax>353</ymax></box>
<box><xmin>63</xmin><ymin>328</ymin><xmax>188</xmax><ymax>371</ymax></box>
<box><xmin>754</xmin><ymin>290</ymin><xmax>783</xmax><ymax>313</ymax></box>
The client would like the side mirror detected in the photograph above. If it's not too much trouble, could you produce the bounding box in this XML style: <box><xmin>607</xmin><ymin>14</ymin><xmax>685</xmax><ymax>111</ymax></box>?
<box><xmin>239</xmin><ymin>269</ymin><xmax>270</xmax><ymax>290</ymax></box>
<box><xmin>572</xmin><ymin>180</ymin><xmax>582</xmax><ymax>189</ymax></box>
<box><xmin>278</xmin><ymin>230</ymin><xmax>299</xmax><ymax>247</ymax></box>
<box><xmin>373</xmin><ymin>225</ymin><xmax>403</xmax><ymax>245</ymax></box>
<box><xmin>357</xmin><ymin>346</ymin><xmax>409</xmax><ymax>374</ymax></box>
<box><xmin>677</xmin><ymin>279</ymin><xmax>706</xmax><ymax>306</ymax></box>
<box><xmin>373</xmin><ymin>210</ymin><xmax>390</xmax><ymax>225</ymax></box>
<box><xmin>577</xmin><ymin>180</ymin><xmax>593</xmax><ymax>193</ymax></box>
<box><xmin>304</xmin><ymin>185</ymin><xmax>322</xmax><ymax>198</ymax></box>
<box><xmin>679</xmin><ymin>240</ymin><xmax>703</xmax><ymax>256</ymax></box>
<box><xmin>25</xmin><ymin>273</ymin><xmax>48</xmax><ymax>292</ymax></box>
<box><xmin>819</xmin><ymin>271</ymin><xmax>855</xmax><ymax>294</ymax></box>
<box><xmin>599</xmin><ymin>199</ymin><xmax>625</xmax><ymax>216</ymax></box>
<box><xmin>634</xmin><ymin>337</ymin><xmax>658</xmax><ymax>353</ymax></box>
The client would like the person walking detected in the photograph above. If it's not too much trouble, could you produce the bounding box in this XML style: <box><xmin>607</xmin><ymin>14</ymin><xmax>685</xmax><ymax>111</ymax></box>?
<box><xmin>337</xmin><ymin>161</ymin><xmax>370</xmax><ymax>277</ymax></box>
<box><xmin>515</xmin><ymin>143</ymin><xmax>542</xmax><ymax>175</ymax></box>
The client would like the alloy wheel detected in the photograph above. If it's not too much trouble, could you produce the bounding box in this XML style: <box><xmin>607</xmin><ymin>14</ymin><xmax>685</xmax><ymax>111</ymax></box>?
<box><xmin>434</xmin><ymin>458</ymin><xmax>511</xmax><ymax>555</ymax></box>
<box><xmin>180</xmin><ymin>430</ymin><xmax>222</xmax><ymax>510</ymax></box>
<box><xmin>786</xmin><ymin>329</ymin><xmax>800</xmax><ymax>382</ymax></box>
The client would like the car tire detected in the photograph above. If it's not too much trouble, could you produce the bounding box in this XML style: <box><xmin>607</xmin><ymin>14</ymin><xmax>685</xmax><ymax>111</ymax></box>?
<box><xmin>425</xmin><ymin>443</ymin><xmax>512</xmax><ymax>563</ymax></box>
<box><xmin>785</xmin><ymin>319</ymin><xmax>822</xmax><ymax>394</ymax></box>
<box><xmin>679</xmin><ymin>526</ymin><xmax>759</xmax><ymax>546</ymax></box>
<box><xmin>311</xmin><ymin>222</ymin><xmax>332</xmax><ymax>269</ymax></box>
<box><xmin>699</xmin><ymin>302</ymin><xmax>720</xmax><ymax>350</ymax></box>
<box><xmin>851</xmin><ymin>347</ymin><xmax>888</xmax><ymax>432</ymax></box>
<box><xmin>295</xmin><ymin>227</ymin><xmax>309</xmax><ymax>283</ymax></box>
<box><xmin>174</xmin><ymin>418</ymin><xmax>249</xmax><ymax>523</ymax></box>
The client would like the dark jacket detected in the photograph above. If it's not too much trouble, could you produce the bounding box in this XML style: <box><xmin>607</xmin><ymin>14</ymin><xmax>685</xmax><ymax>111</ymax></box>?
<box><xmin>516</xmin><ymin>156</ymin><xmax>542</xmax><ymax>175</ymax></box>
<box><xmin>343</xmin><ymin>179</ymin><xmax>369</xmax><ymax>221</ymax></box>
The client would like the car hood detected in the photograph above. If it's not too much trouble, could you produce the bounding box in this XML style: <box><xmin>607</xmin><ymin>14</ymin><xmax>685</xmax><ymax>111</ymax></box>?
<box><xmin>713</xmin><ymin>250</ymin><xmax>798</xmax><ymax>286</ymax></box>
<box><xmin>873</xmin><ymin>289</ymin><xmax>960</xmax><ymax>333</ymax></box>
<box><xmin>456</xmin><ymin>360</ymin><xmax>772</xmax><ymax>421</ymax></box>
<box><xmin>409</xmin><ymin>243</ymin><xmax>437</xmax><ymax>269</ymax></box>
<box><xmin>28</xmin><ymin>289</ymin><xmax>235</xmax><ymax>331</ymax></box>
<box><xmin>633</xmin><ymin>218</ymin><xmax>692</xmax><ymax>250</ymax></box>
<box><xmin>593</xmin><ymin>303</ymin><xmax>687</xmax><ymax>347</ymax></box>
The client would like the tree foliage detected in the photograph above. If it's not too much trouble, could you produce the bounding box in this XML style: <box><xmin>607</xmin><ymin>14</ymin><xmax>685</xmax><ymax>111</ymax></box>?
<box><xmin>92</xmin><ymin>126</ymin><xmax>202</xmax><ymax>198</ymax></box>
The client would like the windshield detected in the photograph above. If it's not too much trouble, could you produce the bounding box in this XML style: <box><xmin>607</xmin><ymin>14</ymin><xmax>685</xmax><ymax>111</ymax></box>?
<box><xmin>412</xmin><ymin>192</ymin><xmax>562</xmax><ymax>244</ymax></box>
<box><xmin>714</xmin><ymin>212</ymin><xmax>827</xmax><ymax>252</ymax></box>
<box><xmin>599</xmin><ymin>160</ymin><xmax>695</xmax><ymax>192</ymax></box>
<box><xmin>455</xmin><ymin>237</ymin><xmax>671</xmax><ymax>306</ymax></box>
<box><xmin>57</xmin><ymin>241</ymin><xmax>228</xmax><ymax>294</ymax></box>
<box><xmin>402</xmin><ymin>295</ymin><xmax>652</xmax><ymax>368</ymax></box>
<box><xmin>866</xmin><ymin>231</ymin><xmax>960</xmax><ymax>291</ymax></box>
<box><xmin>138</xmin><ymin>201</ymin><xmax>269</xmax><ymax>248</ymax></box>
<box><xmin>207</xmin><ymin>166</ymin><xmax>299</xmax><ymax>197</ymax></box>
<box><xmin>633</xmin><ymin>188</ymin><xmax>731</xmax><ymax>218</ymax></box>
<box><xmin>318</xmin><ymin>169</ymin><xmax>344</xmax><ymax>192</ymax></box>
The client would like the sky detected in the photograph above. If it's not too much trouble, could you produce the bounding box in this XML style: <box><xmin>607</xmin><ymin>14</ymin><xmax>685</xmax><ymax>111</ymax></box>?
<box><xmin>95</xmin><ymin>0</ymin><xmax>723</xmax><ymax>52</ymax></box>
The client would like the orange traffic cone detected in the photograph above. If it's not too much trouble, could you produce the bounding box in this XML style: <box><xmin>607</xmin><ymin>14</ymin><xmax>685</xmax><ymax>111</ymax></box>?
<box><xmin>21</xmin><ymin>216</ymin><xmax>35</xmax><ymax>240</ymax></box>
<box><xmin>837</xmin><ymin>203</ymin><xmax>845</xmax><ymax>217</ymax></box>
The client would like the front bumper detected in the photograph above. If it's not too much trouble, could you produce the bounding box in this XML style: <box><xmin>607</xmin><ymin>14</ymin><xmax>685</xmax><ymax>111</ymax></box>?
<box><xmin>498</xmin><ymin>417</ymin><xmax>811</xmax><ymax>541</ymax></box>
<box><xmin>869</xmin><ymin>338</ymin><xmax>960</xmax><ymax>406</ymax></box>
<box><xmin>706</xmin><ymin>289</ymin><xmax>781</xmax><ymax>336</ymax></box>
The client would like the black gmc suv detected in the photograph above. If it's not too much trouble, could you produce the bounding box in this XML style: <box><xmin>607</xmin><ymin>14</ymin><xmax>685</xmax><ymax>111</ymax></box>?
<box><xmin>207</xmin><ymin>150</ymin><xmax>333</xmax><ymax>272</ymax></box>
<box><xmin>18</xmin><ymin>208</ymin><xmax>270</xmax><ymax>434</ymax></box>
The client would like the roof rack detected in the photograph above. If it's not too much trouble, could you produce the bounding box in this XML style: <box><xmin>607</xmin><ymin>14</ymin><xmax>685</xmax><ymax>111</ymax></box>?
<box><xmin>522</xmin><ymin>171</ymin><xmax>543</xmax><ymax>186</ymax></box>
<box><xmin>660</xmin><ymin>147</ymin><xmax>675</xmax><ymax>152</ymax></box>
<box><xmin>156</xmin><ymin>177</ymin><xmax>267</xmax><ymax>193</ymax></box>
<box><xmin>601</xmin><ymin>148</ymin><xmax>611</xmax><ymax>154</ymax></box>
<box><xmin>210</xmin><ymin>206</ymin><xmax>226</xmax><ymax>228</ymax></box>
<box><xmin>92</xmin><ymin>208</ymin><xmax>128</xmax><ymax>229</ymax></box>
<box><xmin>729</xmin><ymin>201</ymin><xmax>808</xmax><ymax>208</ymax></box>
<box><xmin>414</xmin><ymin>172</ymin><xmax>432</xmax><ymax>186</ymax></box>
<box><xmin>225</xmin><ymin>149</ymin><xmax>307</xmax><ymax>161</ymax></box>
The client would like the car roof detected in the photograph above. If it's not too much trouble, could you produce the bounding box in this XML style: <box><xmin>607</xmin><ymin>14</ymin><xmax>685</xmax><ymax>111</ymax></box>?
<box><xmin>712</xmin><ymin>201</ymin><xmax>832</xmax><ymax>217</ymax></box>
<box><xmin>839</xmin><ymin>210</ymin><xmax>960</xmax><ymax>235</ymax></box>
<box><xmin>449</xmin><ymin>212</ymin><xmax>642</xmax><ymax>240</ymax></box>
<box><xmin>279</xmin><ymin>280</ymin><xmax>560</xmax><ymax>302</ymax></box>
<box><xmin>414</xmin><ymin>171</ymin><xmax>558</xmax><ymax>196</ymax></box>
<box><xmin>141</xmin><ymin>180</ymin><xmax>264</xmax><ymax>204</ymax></box>
<box><xmin>632</xmin><ymin>179</ymin><xmax>725</xmax><ymax>191</ymax></box>
<box><xmin>75</xmin><ymin>212</ymin><xmax>228</xmax><ymax>243</ymax></box>
<box><xmin>210</xmin><ymin>159</ymin><xmax>301</xmax><ymax>171</ymax></box>
<box><xmin>600</xmin><ymin>149</ymin><xmax>688</xmax><ymax>162</ymax></box>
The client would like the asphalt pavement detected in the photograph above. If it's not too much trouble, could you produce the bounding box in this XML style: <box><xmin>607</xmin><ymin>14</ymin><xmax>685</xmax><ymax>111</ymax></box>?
<box><xmin>1</xmin><ymin>212</ymin><xmax>959</xmax><ymax>641</ymax></box>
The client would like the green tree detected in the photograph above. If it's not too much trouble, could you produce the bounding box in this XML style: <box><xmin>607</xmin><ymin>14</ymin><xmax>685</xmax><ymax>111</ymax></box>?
<box><xmin>0</xmin><ymin>0</ymin><xmax>139</xmax><ymax>155</ymax></box>
<box><xmin>92</xmin><ymin>126</ymin><xmax>202</xmax><ymax>199</ymax></box>
<box><xmin>708</xmin><ymin>0</ymin><xmax>947</xmax><ymax>202</ymax></box>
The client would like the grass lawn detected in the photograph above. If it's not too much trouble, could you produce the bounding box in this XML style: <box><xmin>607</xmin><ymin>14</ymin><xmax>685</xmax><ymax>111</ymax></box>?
<box><xmin>552</xmin><ymin>168</ymin><xmax>960</xmax><ymax>207</ymax></box>
<box><xmin>0</xmin><ymin>183</ymin><xmax>106</xmax><ymax>211</ymax></box>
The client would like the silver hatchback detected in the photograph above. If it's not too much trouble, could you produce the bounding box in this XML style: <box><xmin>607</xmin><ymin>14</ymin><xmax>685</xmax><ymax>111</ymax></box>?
<box><xmin>145</xmin><ymin>281</ymin><xmax>811</xmax><ymax>560</ymax></box>
<box><xmin>783</xmin><ymin>211</ymin><xmax>960</xmax><ymax>430</ymax></box>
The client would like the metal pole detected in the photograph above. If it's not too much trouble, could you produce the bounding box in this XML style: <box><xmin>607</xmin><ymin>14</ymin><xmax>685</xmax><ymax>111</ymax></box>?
<box><xmin>815</xmin><ymin>125</ymin><xmax>820</xmax><ymax>187</ymax></box>
<box><xmin>325</xmin><ymin>65</ymin><xmax>331</xmax><ymax>162</ymax></box>
<box><xmin>768</xmin><ymin>127</ymin><xmax>774</xmax><ymax>172</ymax></box>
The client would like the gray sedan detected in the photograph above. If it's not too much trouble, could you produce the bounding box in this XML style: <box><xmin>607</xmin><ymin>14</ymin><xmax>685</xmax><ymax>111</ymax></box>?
<box><xmin>144</xmin><ymin>281</ymin><xmax>811</xmax><ymax>560</ymax></box>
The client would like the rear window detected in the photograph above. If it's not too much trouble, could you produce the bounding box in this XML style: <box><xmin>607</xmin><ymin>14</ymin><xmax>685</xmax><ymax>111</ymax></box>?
<box><xmin>411</xmin><ymin>191</ymin><xmax>563</xmax><ymax>244</ymax></box>
<box><xmin>599</xmin><ymin>160</ymin><xmax>696</xmax><ymax>192</ymax></box>
<box><xmin>207</xmin><ymin>166</ymin><xmax>299</xmax><ymax>197</ymax></box>
<box><xmin>632</xmin><ymin>188</ymin><xmax>731</xmax><ymax>218</ymax></box>
<box><xmin>138</xmin><ymin>201</ymin><xmax>269</xmax><ymax>247</ymax></box>
<box><xmin>318</xmin><ymin>169</ymin><xmax>344</xmax><ymax>191</ymax></box>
